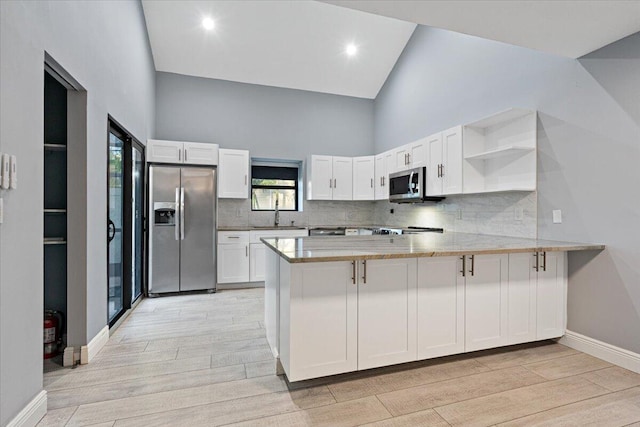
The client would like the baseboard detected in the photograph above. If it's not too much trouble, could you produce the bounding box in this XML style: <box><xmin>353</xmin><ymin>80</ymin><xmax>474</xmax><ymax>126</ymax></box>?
<box><xmin>80</xmin><ymin>325</ymin><xmax>109</xmax><ymax>364</ymax></box>
<box><xmin>6</xmin><ymin>390</ymin><xmax>47</xmax><ymax>427</ymax></box>
<box><xmin>217</xmin><ymin>282</ymin><xmax>264</xmax><ymax>290</ymax></box>
<box><xmin>559</xmin><ymin>330</ymin><xmax>640</xmax><ymax>374</ymax></box>
<box><xmin>62</xmin><ymin>346</ymin><xmax>79</xmax><ymax>367</ymax></box>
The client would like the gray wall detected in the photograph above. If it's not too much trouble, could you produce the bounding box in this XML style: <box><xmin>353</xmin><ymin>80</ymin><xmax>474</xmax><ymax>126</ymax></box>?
<box><xmin>155</xmin><ymin>72</ymin><xmax>374</xmax><ymax>159</ymax></box>
<box><xmin>374</xmin><ymin>25</ymin><xmax>640</xmax><ymax>353</ymax></box>
<box><xmin>0</xmin><ymin>1</ymin><xmax>155</xmax><ymax>425</ymax></box>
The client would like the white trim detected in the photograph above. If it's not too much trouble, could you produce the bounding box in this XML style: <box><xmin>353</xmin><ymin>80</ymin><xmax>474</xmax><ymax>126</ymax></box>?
<box><xmin>62</xmin><ymin>346</ymin><xmax>78</xmax><ymax>367</ymax></box>
<box><xmin>559</xmin><ymin>330</ymin><xmax>640</xmax><ymax>374</ymax></box>
<box><xmin>80</xmin><ymin>325</ymin><xmax>109</xmax><ymax>364</ymax></box>
<box><xmin>6</xmin><ymin>390</ymin><xmax>47</xmax><ymax>427</ymax></box>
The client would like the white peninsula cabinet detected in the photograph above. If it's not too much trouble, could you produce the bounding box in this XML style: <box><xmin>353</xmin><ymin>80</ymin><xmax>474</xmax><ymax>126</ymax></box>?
<box><xmin>509</xmin><ymin>251</ymin><xmax>567</xmax><ymax>341</ymax></box>
<box><xmin>279</xmin><ymin>258</ymin><xmax>416</xmax><ymax>381</ymax></box>
<box><xmin>272</xmin><ymin>249</ymin><xmax>569</xmax><ymax>382</ymax></box>
<box><xmin>218</xmin><ymin>148</ymin><xmax>249</xmax><ymax>198</ymax></box>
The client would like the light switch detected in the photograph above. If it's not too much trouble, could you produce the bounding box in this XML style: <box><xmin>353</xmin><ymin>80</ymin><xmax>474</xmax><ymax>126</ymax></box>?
<box><xmin>552</xmin><ymin>209</ymin><xmax>562</xmax><ymax>224</ymax></box>
<box><xmin>9</xmin><ymin>155</ymin><xmax>17</xmax><ymax>189</ymax></box>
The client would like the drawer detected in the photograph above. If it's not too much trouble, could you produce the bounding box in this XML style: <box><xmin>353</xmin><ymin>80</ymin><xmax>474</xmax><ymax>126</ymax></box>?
<box><xmin>250</xmin><ymin>229</ymin><xmax>308</xmax><ymax>244</ymax></box>
<box><xmin>218</xmin><ymin>231</ymin><xmax>250</xmax><ymax>244</ymax></box>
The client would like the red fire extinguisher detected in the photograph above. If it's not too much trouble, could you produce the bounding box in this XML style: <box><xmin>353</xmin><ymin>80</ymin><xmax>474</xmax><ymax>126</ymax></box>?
<box><xmin>44</xmin><ymin>310</ymin><xmax>64</xmax><ymax>359</ymax></box>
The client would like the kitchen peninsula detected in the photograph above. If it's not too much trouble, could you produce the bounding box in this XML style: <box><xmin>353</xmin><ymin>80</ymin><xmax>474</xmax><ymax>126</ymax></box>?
<box><xmin>262</xmin><ymin>233</ymin><xmax>604</xmax><ymax>382</ymax></box>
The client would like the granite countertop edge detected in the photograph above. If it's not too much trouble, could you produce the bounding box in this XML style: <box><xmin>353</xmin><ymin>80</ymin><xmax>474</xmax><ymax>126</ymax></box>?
<box><xmin>259</xmin><ymin>233</ymin><xmax>605</xmax><ymax>263</ymax></box>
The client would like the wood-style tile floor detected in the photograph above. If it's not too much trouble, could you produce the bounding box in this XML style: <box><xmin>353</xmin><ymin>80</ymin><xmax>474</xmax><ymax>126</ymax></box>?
<box><xmin>40</xmin><ymin>288</ymin><xmax>640</xmax><ymax>426</ymax></box>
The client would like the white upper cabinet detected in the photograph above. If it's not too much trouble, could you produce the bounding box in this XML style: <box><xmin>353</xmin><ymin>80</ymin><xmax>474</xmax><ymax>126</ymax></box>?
<box><xmin>463</xmin><ymin>108</ymin><xmax>537</xmax><ymax>194</ymax></box>
<box><xmin>426</xmin><ymin>126</ymin><xmax>463</xmax><ymax>196</ymax></box>
<box><xmin>307</xmin><ymin>155</ymin><xmax>353</xmax><ymax>200</ymax></box>
<box><xmin>352</xmin><ymin>156</ymin><xmax>375</xmax><ymax>200</ymax></box>
<box><xmin>394</xmin><ymin>138</ymin><xmax>427</xmax><ymax>172</ymax></box>
<box><xmin>374</xmin><ymin>150</ymin><xmax>394</xmax><ymax>200</ymax></box>
<box><xmin>147</xmin><ymin>139</ymin><xmax>219</xmax><ymax>165</ymax></box>
<box><xmin>218</xmin><ymin>148</ymin><xmax>249</xmax><ymax>199</ymax></box>
<box><xmin>183</xmin><ymin>142</ymin><xmax>218</xmax><ymax>165</ymax></box>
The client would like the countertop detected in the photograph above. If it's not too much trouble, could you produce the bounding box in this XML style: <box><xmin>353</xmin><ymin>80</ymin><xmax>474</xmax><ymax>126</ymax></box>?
<box><xmin>261</xmin><ymin>232</ymin><xmax>604</xmax><ymax>263</ymax></box>
<box><xmin>218</xmin><ymin>226</ymin><xmax>308</xmax><ymax>231</ymax></box>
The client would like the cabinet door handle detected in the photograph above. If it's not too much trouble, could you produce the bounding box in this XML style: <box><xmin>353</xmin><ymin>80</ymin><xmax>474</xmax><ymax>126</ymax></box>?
<box><xmin>329</xmin><ymin>179</ymin><xmax>332</xmax><ymax>188</ymax></box>
<box><xmin>244</xmin><ymin>174</ymin><xmax>247</xmax><ymax>185</ymax></box>
<box><xmin>460</xmin><ymin>256</ymin><xmax>466</xmax><ymax>277</ymax></box>
<box><xmin>371</xmin><ymin>178</ymin><xmax>373</xmax><ymax>188</ymax></box>
<box><xmin>178</xmin><ymin>149</ymin><xmax>182</xmax><ymax>162</ymax></box>
<box><xmin>440</xmin><ymin>164</ymin><xmax>444</xmax><ymax>177</ymax></box>
<box><xmin>383</xmin><ymin>176</ymin><xmax>385</xmax><ymax>186</ymax></box>
<box><xmin>246</xmin><ymin>245</ymin><xmax>248</xmax><ymax>257</ymax></box>
<box><xmin>185</xmin><ymin>149</ymin><xmax>188</xmax><ymax>162</ymax></box>
<box><xmin>362</xmin><ymin>260</ymin><xmax>367</xmax><ymax>284</ymax></box>
<box><xmin>407</xmin><ymin>153</ymin><xmax>411</xmax><ymax>164</ymax></box>
<box><xmin>468</xmin><ymin>254</ymin><xmax>475</xmax><ymax>276</ymax></box>
<box><xmin>380</xmin><ymin>176</ymin><xmax>383</xmax><ymax>187</ymax></box>
<box><xmin>351</xmin><ymin>261</ymin><xmax>356</xmax><ymax>284</ymax></box>
<box><xmin>542</xmin><ymin>251</ymin><xmax>547</xmax><ymax>272</ymax></box>
<box><xmin>334</xmin><ymin>178</ymin><xmax>337</xmax><ymax>188</ymax></box>
<box><xmin>533</xmin><ymin>252</ymin><xmax>539</xmax><ymax>272</ymax></box>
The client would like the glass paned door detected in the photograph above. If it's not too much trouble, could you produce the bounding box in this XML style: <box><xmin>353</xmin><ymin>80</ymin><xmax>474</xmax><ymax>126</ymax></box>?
<box><xmin>132</xmin><ymin>146</ymin><xmax>144</xmax><ymax>301</ymax></box>
<box><xmin>108</xmin><ymin>132</ymin><xmax>124</xmax><ymax>322</ymax></box>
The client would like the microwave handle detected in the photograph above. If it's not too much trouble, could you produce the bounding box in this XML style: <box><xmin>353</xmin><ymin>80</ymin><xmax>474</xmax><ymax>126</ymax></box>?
<box><xmin>408</xmin><ymin>170</ymin><xmax>414</xmax><ymax>192</ymax></box>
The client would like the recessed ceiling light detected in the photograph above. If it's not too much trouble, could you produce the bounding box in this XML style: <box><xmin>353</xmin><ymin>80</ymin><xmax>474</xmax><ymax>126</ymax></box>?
<box><xmin>202</xmin><ymin>16</ymin><xmax>215</xmax><ymax>30</ymax></box>
<box><xmin>346</xmin><ymin>44</ymin><xmax>357</xmax><ymax>56</ymax></box>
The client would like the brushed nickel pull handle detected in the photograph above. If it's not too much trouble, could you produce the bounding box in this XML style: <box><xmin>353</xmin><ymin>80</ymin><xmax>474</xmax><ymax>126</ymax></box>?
<box><xmin>329</xmin><ymin>179</ymin><xmax>332</xmax><ymax>188</ymax></box>
<box><xmin>533</xmin><ymin>252</ymin><xmax>539</xmax><ymax>272</ymax></box>
<box><xmin>362</xmin><ymin>260</ymin><xmax>367</xmax><ymax>284</ymax></box>
<box><xmin>371</xmin><ymin>178</ymin><xmax>373</xmax><ymax>188</ymax></box>
<box><xmin>542</xmin><ymin>251</ymin><xmax>547</xmax><ymax>272</ymax></box>
<box><xmin>334</xmin><ymin>178</ymin><xmax>337</xmax><ymax>188</ymax></box>
<box><xmin>184</xmin><ymin>149</ymin><xmax>188</xmax><ymax>162</ymax></box>
<box><xmin>178</xmin><ymin>149</ymin><xmax>182</xmax><ymax>162</ymax></box>
<box><xmin>227</xmin><ymin>236</ymin><xmax>240</xmax><ymax>239</ymax></box>
<box><xmin>440</xmin><ymin>164</ymin><xmax>444</xmax><ymax>177</ymax></box>
<box><xmin>407</xmin><ymin>153</ymin><xmax>411</xmax><ymax>164</ymax></box>
<box><xmin>460</xmin><ymin>256</ymin><xmax>466</xmax><ymax>277</ymax></box>
<box><xmin>469</xmin><ymin>254</ymin><xmax>475</xmax><ymax>276</ymax></box>
<box><xmin>351</xmin><ymin>261</ymin><xmax>356</xmax><ymax>284</ymax></box>
<box><xmin>380</xmin><ymin>176</ymin><xmax>383</xmax><ymax>187</ymax></box>
<box><xmin>244</xmin><ymin>174</ymin><xmax>247</xmax><ymax>185</ymax></box>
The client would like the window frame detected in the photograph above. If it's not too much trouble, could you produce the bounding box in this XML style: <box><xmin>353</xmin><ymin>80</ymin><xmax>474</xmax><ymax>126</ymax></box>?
<box><xmin>250</xmin><ymin>163</ymin><xmax>300</xmax><ymax>212</ymax></box>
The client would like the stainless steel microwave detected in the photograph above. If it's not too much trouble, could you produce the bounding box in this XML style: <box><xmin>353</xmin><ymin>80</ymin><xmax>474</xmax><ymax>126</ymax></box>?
<box><xmin>388</xmin><ymin>167</ymin><xmax>445</xmax><ymax>203</ymax></box>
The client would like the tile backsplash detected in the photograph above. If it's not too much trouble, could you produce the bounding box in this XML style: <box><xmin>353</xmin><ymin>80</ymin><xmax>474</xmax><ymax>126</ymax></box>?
<box><xmin>218</xmin><ymin>199</ymin><xmax>375</xmax><ymax>228</ymax></box>
<box><xmin>218</xmin><ymin>191</ymin><xmax>536</xmax><ymax>238</ymax></box>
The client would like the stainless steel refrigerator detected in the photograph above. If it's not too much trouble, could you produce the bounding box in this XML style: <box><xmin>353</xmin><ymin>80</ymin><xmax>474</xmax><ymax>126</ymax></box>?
<box><xmin>148</xmin><ymin>165</ymin><xmax>216</xmax><ymax>294</ymax></box>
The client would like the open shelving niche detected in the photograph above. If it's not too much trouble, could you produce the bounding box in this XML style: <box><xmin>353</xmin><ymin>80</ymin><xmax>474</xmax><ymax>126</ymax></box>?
<box><xmin>462</xmin><ymin>108</ymin><xmax>537</xmax><ymax>194</ymax></box>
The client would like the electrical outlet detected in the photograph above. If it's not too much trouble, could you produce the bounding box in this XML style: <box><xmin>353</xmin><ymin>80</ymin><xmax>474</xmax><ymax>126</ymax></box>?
<box><xmin>553</xmin><ymin>209</ymin><xmax>562</xmax><ymax>224</ymax></box>
<box><xmin>515</xmin><ymin>207</ymin><xmax>524</xmax><ymax>221</ymax></box>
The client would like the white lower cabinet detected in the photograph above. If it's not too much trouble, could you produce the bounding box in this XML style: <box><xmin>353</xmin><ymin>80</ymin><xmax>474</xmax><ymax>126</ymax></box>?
<box><xmin>464</xmin><ymin>254</ymin><xmax>509</xmax><ymax>352</ymax></box>
<box><xmin>217</xmin><ymin>231</ymin><xmax>250</xmax><ymax>283</ymax></box>
<box><xmin>358</xmin><ymin>259</ymin><xmax>417</xmax><ymax>370</ymax></box>
<box><xmin>277</xmin><ymin>251</ymin><xmax>567</xmax><ymax>382</ymax></box>
<box><xmin>417</xmin><ymin>257</ymin><xmax>465</xmax><ymax>359</ymax></box>
<box><xmin>536</xmin><ymin>251</ymin><xmax>567</xmax><ymax>340</ymax></box>
<box><xmin>249</xmin><ymin>243</ymin><xmax>266</xmax><ymax>282</ymax></box>
<box><xmin>283</xmin><ymin>261</ymin><xmax>358</xmax><ymax>381</ymax></box>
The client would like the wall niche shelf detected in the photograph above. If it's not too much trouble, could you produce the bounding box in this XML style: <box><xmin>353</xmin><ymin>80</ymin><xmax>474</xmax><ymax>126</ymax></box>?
<box><xmin>462</xmin><ymin>108</ymin><xmax>537</xmax><ymax>195</ymax></box>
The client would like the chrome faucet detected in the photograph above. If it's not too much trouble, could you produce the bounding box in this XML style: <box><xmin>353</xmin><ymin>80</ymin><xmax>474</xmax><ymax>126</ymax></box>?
<box><xmin>274</xmin><ymin>198</ymin><xmax>280</xmax><ymax>226</ymax></box>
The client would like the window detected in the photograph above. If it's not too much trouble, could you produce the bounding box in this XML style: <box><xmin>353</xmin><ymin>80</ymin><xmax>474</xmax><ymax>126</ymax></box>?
<box><xmin>251</xmin><ymin>164</ymin><xmax>299</xmax><ymax>211</ymax></box>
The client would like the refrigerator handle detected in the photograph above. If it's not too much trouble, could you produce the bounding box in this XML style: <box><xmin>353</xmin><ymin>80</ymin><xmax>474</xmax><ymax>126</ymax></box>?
<box><xmin>180</xmin><ymin>187</ymin><xmax>185</xmax><ymax>240</ymax></box>
<box><xmin>175</xmin><ymin>187</ymin><xmax>180</xmax><ymax>241</ymax></box>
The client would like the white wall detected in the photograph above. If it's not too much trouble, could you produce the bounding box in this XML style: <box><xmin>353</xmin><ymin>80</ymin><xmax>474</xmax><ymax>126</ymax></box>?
<box><xmin>374</xmin><ymin>25</ymin><xmax>640</xmax><ymax>353</ymax></box>
<box><xmin>0</xmin><ymin>1</ymin><xmax>155</xmax><ymax>425</ymax></box>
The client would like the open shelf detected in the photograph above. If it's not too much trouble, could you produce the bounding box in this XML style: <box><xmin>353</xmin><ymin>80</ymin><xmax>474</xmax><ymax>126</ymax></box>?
<box><xmin>465</xmin><ymin>108</ymin><xmax>533</xmax><ymax>129</ymax></box>
<box><xmin>44</xmin><ymin>144</ymin><xmax>67</xmax><ymax>151</ymax></box>
<box><xmin>465</xmin><ymin>145</ymin><xmax>535</xmax><ymax>161</ymax></box>
<box><xmin>463</xmin><ymin>186</ymin><xmax>536</xmax><ymax>195</ymax></box>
